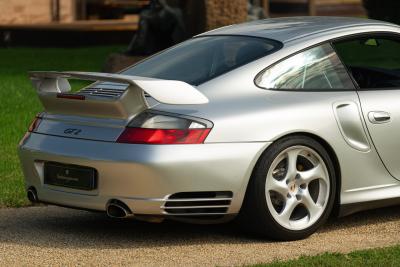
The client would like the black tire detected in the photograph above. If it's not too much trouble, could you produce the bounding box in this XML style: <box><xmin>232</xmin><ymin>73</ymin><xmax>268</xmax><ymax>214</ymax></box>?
<box><xmin>238</xmin><ymin>135</ymin><xmax>336</xmax><ymax>241</ymax></box>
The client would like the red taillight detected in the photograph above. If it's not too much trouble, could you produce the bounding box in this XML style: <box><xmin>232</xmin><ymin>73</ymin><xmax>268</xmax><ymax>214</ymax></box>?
<box><xmin>28</xmin><ymin>116</ymin><xmax>42</xmax><ymax>132</ymax></box>
<box><xmin>117</xmin><ymin>128</ymin><xmax>211</xmax><ymax>144</ymax></box>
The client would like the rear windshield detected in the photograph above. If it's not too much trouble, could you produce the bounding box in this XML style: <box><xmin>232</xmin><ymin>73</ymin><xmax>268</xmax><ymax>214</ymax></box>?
<box><xmin>122</xmin><ymin>36</ymin><xmax>282</xmax><ymax>85</ymax></box>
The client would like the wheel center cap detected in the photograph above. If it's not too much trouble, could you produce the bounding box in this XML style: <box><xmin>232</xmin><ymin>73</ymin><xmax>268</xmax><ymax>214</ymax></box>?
<box><xmin>289</xmin><ymin>182</ymin><xmax>297</xmax><ymax>193</ymax></box>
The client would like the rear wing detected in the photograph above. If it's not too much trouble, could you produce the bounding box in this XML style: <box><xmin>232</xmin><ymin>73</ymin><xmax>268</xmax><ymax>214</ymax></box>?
<box><xmin>29</xmin><ymin>71</ymin><xmax>209</xmax><ymax>120</ymax></box>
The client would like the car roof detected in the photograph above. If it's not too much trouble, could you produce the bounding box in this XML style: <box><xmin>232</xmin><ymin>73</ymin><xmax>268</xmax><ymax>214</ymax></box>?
<box><xmin>201</xmin><ymin>16</ymin><xmax>398</xmax><ymax>43</ymax></box>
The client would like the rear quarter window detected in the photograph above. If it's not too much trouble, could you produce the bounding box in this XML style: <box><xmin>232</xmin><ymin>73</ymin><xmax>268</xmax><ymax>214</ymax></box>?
<box><xmin>255</xmin><ymin>43</ymin><xmax>354</xmax><ymax>90</ymax></box>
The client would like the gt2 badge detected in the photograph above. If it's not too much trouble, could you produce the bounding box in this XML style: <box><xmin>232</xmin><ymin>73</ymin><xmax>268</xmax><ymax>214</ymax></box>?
<box><xmin>64</xmin><ymin>128</ymin><xmax>82</xmax><ymax>135</ymax></box>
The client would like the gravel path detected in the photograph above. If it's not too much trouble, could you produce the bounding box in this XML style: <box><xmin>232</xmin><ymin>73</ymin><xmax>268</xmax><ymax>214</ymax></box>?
<box><xmin>0</xmin><ymin>205</ymin><xmax>400</xmax><ymax>266</ymax></box>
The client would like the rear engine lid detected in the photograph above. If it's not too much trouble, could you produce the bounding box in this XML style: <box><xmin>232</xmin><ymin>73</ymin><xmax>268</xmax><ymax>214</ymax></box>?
<box><xmin>33</xmin><ymin>113</ymin><xmax>127</xmax><ymax>142</ymax></box>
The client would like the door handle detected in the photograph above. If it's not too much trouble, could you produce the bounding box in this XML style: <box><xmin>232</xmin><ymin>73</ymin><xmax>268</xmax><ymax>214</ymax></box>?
<box><xmin>368</xmin><ymin>111</ymin><xmax>391</xmax><ymax>124</ymax></box>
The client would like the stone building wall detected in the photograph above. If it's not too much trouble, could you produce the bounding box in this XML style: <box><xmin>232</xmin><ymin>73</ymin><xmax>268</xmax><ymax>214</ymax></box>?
<box><xmin>0</xmin><ymin>0</ymin><xmax>52</xmax><ymax>24</ymax></box>
<box><xmin>59</xmin><ymin>0</ymin><xmax>76</xmax><ymax>22</ymax></box>
<box><xmin>204</xmin><ymin>0</ymin><xmax>248</xmax><ymax>30</ymax></box>
<box><xmin>0</xmin><ymin>0</ymin><xmax>75</xmax><ymax>24</ymax></box>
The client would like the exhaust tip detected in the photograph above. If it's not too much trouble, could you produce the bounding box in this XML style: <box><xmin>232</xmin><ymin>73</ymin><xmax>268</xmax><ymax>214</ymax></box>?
<box><xmin>106</xmin><ymin>200</ymin><xmax>133</xmax><ymax>219</ymax></box>
<box><xmin>27</xmin><ymin>187</ymin><xmax>38</xmax><ymax>203</ymax></box>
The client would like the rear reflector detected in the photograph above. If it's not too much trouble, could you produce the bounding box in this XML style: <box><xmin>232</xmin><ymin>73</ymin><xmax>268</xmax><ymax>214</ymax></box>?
<box><xmin>116</xmin><ymin>128</ymin><xmax>211</xmax><ymax>144</ymax></box>
<box><xmin>57</xmin><ymin>93</ymin><xmax>85</xmax><ymax>100</ymax></box>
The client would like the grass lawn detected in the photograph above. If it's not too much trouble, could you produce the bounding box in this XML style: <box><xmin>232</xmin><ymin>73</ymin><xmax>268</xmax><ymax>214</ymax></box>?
<box><xmin>254</xmin><ymin>244</ymin><xmax>400</xmax><ymax>267</ymax></box>
<box><xmin>0</xmin><ymin>46</ymin><xmax>123</xmax><ymax>207</ymax></box>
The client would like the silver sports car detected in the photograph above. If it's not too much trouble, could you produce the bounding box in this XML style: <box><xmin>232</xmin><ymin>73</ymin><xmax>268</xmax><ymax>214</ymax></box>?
<box><xmin>19</xmin><ymin>17</ymin><xmax>400</xmax><ymax>240</ymax></box>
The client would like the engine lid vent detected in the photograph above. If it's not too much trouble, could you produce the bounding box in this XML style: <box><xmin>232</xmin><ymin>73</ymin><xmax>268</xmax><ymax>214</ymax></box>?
<box><xmin>79</xmin><ymin>82</ymin><xmax>128</xmax><ymax>98</ymax></box>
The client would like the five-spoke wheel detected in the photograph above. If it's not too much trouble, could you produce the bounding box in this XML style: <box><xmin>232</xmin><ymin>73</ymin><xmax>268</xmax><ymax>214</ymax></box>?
<box><xmin>239</xmin><ymin>135</ymin><xmax>336</xmax><ymax>240</ymax></box>
<box><xmin>266</xmin><ymin>146</ymin><xmax>330</xmax><ymax>231</ymax></box>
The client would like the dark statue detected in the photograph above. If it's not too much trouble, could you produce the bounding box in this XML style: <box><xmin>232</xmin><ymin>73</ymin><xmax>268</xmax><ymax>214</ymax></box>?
<box><xmin>248</xmin><ymin>0</ymin><xmax>267</xmax><ymax>21</ymax></box>
<box><xmin>125</xmin><ymin>0</ymin><xmax>187</xmax><ymax>56</ymax></box>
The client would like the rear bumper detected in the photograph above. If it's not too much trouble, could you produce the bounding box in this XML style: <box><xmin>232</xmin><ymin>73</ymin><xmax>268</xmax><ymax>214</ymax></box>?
<box><xmin>19</xmin><ymin>133</ymin><xmax>270</xmax><ymax>219</ymax></box>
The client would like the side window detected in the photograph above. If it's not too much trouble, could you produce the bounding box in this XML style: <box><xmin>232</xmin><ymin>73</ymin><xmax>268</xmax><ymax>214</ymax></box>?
<box><xmin>255</xmin><ymin>43</ymin><xmax>354</xmax><ymax>90</ymax></box>
<box><xmin>333</xmin><ymin>37</ymin><xmax>400</xmax><ymax>89</ymax></box>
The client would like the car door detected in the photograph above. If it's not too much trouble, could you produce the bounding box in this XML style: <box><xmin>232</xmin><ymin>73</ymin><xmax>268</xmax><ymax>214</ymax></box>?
<box><xmin>333</xmin><ymin>35</ymin><xmax>400</xmax><ymax>179</ymax></box>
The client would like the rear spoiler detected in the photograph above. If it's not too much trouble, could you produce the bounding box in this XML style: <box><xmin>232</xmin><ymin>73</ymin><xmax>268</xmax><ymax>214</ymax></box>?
<box><xmin>29</xmin><ymin>71</ymin><xmax>208</xmax><ymax>120</ymax></box>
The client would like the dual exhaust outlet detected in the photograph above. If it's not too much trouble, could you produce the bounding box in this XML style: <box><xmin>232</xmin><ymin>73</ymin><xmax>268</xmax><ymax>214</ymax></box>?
<box><xmin>27</xmin><ymin>187</ymin><xmax>38</xmax><ymax>203</ymax></box>
<box><xmin>27</xmin><ymin>187</ymin><xmax>133</xmax><ymax>219</ymax></box>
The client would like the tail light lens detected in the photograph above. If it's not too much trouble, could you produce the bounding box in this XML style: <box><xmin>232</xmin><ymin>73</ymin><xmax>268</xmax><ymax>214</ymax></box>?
<box><xmin>117</xmin><ymin>111</ymin><xmax>212</xmax><ymax>144</ymax></box>
<box><xmin>28</xmin><ymin>115</ymin><xmax>42</xmax><ymax>132</ymax></box>
<box><xmin>117</xmin><ymin>128</ymin><xmax>211</xmax><ymax>144</ymax></box>
<box><xmin>20</xmin><ymin>114</ymin><xmax>42</xmax><ymax>146</ymax></box>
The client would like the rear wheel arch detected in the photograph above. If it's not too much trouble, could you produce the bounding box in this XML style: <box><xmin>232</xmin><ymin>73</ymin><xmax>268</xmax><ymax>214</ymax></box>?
<box><xmin>244</xmin><ymin>132</ymin><xmax>342</xmax><ymax>216</ymax></box>
<box><xmin>238</xmin><ymin>132</ymin><xmax>341</xmax><ymax>239</ymax></box>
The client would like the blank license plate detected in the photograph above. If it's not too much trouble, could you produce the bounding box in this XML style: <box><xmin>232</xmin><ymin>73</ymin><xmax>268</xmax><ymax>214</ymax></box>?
<box><xmin>44</xmin><ymin>162</ymin><xmax>97</xmax><ymax>190</ymax></box>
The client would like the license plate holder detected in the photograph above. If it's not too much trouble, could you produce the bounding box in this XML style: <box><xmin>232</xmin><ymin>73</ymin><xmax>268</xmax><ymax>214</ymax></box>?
<box><xmin>44</xmin><ymin>162</ymin><xmax>97</xmax><ymax>191</ymax></box>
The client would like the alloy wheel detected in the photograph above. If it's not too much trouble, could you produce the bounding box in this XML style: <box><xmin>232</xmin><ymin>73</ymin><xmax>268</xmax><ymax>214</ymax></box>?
<box><xmin>265</xmin><ymin>145</ymin><xmax>330</xmax><ymax>231</ymax></box>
